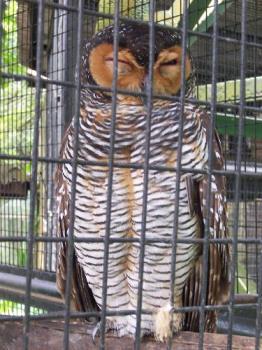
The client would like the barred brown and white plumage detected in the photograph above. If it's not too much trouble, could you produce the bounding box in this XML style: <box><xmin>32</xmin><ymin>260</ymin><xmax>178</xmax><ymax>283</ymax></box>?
<box><xmin>55</xmin><ymin>22</ymin><xmax>230</xmax><ymax>341</ymax></box>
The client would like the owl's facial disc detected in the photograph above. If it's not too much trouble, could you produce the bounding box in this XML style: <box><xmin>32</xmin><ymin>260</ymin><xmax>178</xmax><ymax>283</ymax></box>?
<box><xmin>104</xmin><ymin>56</ymin><xmax>133</xmax><ymax>75</ymax></box>
<box><xmin>153</xmin><ymin>46</ymin><xmax>192</xmax><ymax>96</ymax></box>
<box><xmin>88</xmin><ymin>43</ymin><xmax>191</xmax><ymax>101</ymax></box>
<box><xmin>89</xmin><ymin>43</ymin><xmax>144</xmax><ymax>97</ymax></box>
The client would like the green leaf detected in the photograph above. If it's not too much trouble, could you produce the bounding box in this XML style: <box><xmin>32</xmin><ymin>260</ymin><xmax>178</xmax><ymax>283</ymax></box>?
<box><xmin>0</xmin><ymin>299</ymin><xmax>47</xmax><ymax>316</ymax></box>
<box><xmin>1</xmin><ymin>0</ymin><xmax>26</xmax><ymax>81</ymax></box>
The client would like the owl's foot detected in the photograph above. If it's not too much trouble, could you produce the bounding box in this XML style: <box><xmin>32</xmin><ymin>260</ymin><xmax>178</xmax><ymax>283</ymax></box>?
<box><xmin>154</xmin><ymin>303</ymin><xmax>173</xmax><ymax>342</ymax></box>
<box><xmin>92</xmin><ymin>321</ymin><xmax>101</xmax><ymax>343</ymax></box>
<box><xmin>92</xmin><ymin>319</ymin><xmax>113</xmax><ymax>343</ymax></box>
<box><xmin>154</xmin><ymin>303</ymin><xmax>183</xmax><ymax>342</ymax></box>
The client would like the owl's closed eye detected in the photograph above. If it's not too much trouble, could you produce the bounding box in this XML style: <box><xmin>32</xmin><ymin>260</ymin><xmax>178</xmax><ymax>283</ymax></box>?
<box><xmin>88</xmin><ymin>42</ymin><xmax>191</xmax><ymax>98</ymax></box>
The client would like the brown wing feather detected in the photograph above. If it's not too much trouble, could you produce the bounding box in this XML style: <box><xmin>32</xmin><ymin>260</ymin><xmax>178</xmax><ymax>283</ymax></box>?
<box><xmin>182</xmin><ymin>111</ymin><xmax>230</xmax><ymax>332</ymax></box>
<box><xmin>55</xmin><ymin>126</ymin><xmax>99</xmax><ymax>323</ymax></box>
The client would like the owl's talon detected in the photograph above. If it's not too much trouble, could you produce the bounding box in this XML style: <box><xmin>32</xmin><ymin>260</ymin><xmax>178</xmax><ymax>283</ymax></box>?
<box><xmin>92</xmin><ymin>322</ymin><xmax>101</xmax><ymax>343</ymax></box>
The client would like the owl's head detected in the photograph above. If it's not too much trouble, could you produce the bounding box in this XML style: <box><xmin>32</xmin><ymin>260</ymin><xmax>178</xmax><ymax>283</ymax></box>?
<box><xmin>81</xmin><ymin>22</ymin><xmax>195</xmax><ymax>102</ymax></box>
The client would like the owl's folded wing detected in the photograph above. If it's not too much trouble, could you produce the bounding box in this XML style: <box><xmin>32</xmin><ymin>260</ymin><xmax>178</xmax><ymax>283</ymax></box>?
<box><xmin>55</xmin><ymin>125</ymin><xmax>99</xmax><ymax>322</ymax></box>
<box><xmin>182</xmin><ymin>111</ymin><xmax>230</xmax><ymax>332</ymax></box>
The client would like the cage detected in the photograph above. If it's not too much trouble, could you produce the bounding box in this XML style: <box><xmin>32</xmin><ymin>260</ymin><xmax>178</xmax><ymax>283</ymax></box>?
<box><xmin>0</xmin><ymin>0</ymin><xmax>261</xmax><ymax>349</ymax></box>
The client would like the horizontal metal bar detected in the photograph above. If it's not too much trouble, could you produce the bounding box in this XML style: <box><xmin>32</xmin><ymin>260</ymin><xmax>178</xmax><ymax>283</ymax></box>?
<box><xmin>2</xmin><ymin>71</ymin><xmax>262</xmax><ymax>114</ymax></box>
<box><xmin>1</xmin><ymin>72</ymin><xmax>76</xmax><ymax>88</ymax></box>
<box><xmin>0</xmin><ymin>272</ymin><xmax>60</xmax><ymax>300</ymax></box>
<box><xmin>0</xmin><ymin>269</ymin><xmax>257</xmax><ymax>308</ymax></box>
<box><xmin>0</xmin><ymin>236</ymin><xmax>261</xmax><ymax>245</ymax></box>
<box><xmin>0</xmin><ymin>153</ymin><xmax>262</xmax><ymax>179</ymax></box>
<box><xmin>0</xmin><ymin>302</ymin><xmax>259</xmax><ymax>323</ymax></box>
<box><xmin>0</xmin><ymin>265</ymin><xmax>55</xmax><ymax>282</ymax></box>
<box><xmin>0</xmin><ymin>273</ymin><xmax>258</xmax><ymax>337</ymax></box>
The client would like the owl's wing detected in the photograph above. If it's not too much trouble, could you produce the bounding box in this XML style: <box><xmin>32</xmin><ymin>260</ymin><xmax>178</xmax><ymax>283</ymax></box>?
<box><xmin>182</xmin><ymin>111</ymin><xmax>230</xmax><ymax>332</ymax></box>
<box><xmin>55</xmin><ymin>125</ymin><xmax>99</xmax><ymax>322</ymax></box>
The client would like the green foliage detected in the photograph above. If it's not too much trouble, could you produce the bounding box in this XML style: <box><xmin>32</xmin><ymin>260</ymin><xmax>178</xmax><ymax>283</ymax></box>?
<box><xmin>0</xmin><ymin>1</ymin><xmax>34</xmax><ymax>270</ymax></box>
<box><xmin>0</xmin><ymin>1</ymin><xmax>35</xmax><ymax>176</ymax></box>
<box><xmin>0</xmin><ymin>80</ymin><xmax>35</xmax><ymax>158</ymax></box>
<box><xmin>17</xmin><ymin>244</ymin><xmax>27</xmax><ymax>266</ymax></box>
<box><xmin>236</xmin><ymin>261</ymin><xmax>257</xmax><ymax>294</ymax></box>
<box><xmin>0</xmin><ymin>299</ymin><xmax>46</xmax><ymax>315</ymax></box>
<box><xmin>0</xmin><ymin>196</ymin><xmax>30</xmax><ymax>267</ymax></box>
<box><xmin>1</xmin><ymin>0</ymin><xmax>26</xmax><ymax>86</ymax></box>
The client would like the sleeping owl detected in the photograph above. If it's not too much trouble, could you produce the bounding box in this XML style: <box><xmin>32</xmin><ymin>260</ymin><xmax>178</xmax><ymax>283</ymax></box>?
<box><xmin>55</xmin><ymin>22</ymin><xmax>230</xmax><ymax>342</ymax></box>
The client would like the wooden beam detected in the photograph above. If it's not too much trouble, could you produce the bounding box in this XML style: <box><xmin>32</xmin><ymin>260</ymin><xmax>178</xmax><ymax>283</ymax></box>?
<box><xmin>0</xmin><ymin>320</ymin><xmax>256</xmax><ymax>350</ymax></box>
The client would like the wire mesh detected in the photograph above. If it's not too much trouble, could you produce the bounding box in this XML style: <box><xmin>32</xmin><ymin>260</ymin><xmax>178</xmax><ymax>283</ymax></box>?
<box><xmin>0</xmin><ymin>0</ymin><xmax>262</xmax><ymax>349</ymax></box>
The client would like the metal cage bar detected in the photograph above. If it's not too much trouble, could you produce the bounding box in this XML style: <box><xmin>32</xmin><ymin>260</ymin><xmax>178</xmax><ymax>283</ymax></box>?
<box><xmin>168</xmin><ymin>0</ymin><xmax>189</xmax><ymax>348</ymax></box>
<box><xmin>62</xmin><ymin>1</ymin><xmax>84</xmax><ymax>349</ymax></box>
<box><xmin>23</xmin><ymin>0</ymin><xmax>45</xmax><ymax>347</ymax></box>
<box><xmin>99</xmin><ymin>1</ymin><xmax>121</xmax><ymax>348</ymax></box>
<box><xmin>0</xmin><ymin>0</ymin><xmax>262</xmax><ymax>349</ymax></box>
<box><xmin>198</xmin><ymin>0</ymin><xmax>219</xmax><ymax>348</ymax></box>
<box><xmin>227</xmin><ymin>0</ymin><xmax>247</xmax><ymax>348</ymax></box>
<box><xmin>134</xmin><ymin>3</ymin><xmax>155</xmax><ymax>348</ymax></box>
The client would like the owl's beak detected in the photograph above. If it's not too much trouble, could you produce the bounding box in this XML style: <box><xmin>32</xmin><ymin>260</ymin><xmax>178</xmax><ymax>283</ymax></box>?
<box><xmin>141</xmin><ymin>74</ymin><xmax>150</xmax><ymax>93</ymax></box>
<box><xmin>141</xmin><ymin>74</ymin><xmax>153</xmax><ymax>105</ymax></box>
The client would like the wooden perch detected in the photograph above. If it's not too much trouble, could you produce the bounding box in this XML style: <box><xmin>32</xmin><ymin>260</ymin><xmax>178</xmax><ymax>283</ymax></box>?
<box><xmin>0</xmin><ymin>320</ymin><xmax>257</xmax><ymax>350</ymax></box>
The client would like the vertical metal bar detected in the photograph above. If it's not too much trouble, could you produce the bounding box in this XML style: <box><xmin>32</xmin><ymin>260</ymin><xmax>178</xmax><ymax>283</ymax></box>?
<box><xmin>64</xmin><ymin>0</ymin><xmax>79</xmax><ymax>126</ymax></box>
<box><xmin>255</xmin><ymin>199</ymin><xmax>259</xmax><ymax>286</ymax></box>
<box><xmin>62</xmin><ymin>1</ymin><xmax>84</xmax><ymax>349</ymax></box>
<box><xmin>23</xmin><ymin>0</ymin><xmax>45</xmax><ymax>348</ymax></box>
<box><xmin>244</xmin><ymin>193</ymin><xmax>249</xmax><ymax>291</ymax></box>
<box><xmin>0</xmin><ymin>0</ymin><xmax>5</xmax><ymax>166</ymax></box>
<box><xmin>255</xmin><ymin>247</ymin><xmax>262</xmax><ymax>349</ymax></box>
<box><xmin>0</xmin><ymin>0</ymin><xmax>5</xmax><ymax>67</ymax></box>
<box><xmin>99</xmin><ymin>1</ymin><xmax>120</xmax><ymax>349</ymax></box>
<box><xmin>134</xmin><ymin>1</ymin><xmax>155</xmax><ymax>349</ymax></box>
<box><xmin>46</xmin><ymin>2</ymin><xmax>69</xmax><ymax>273</ymax></box>
<box><xmin>168</xmin><ymin>0</ymin><xmax>188</xmax><ymax>348</ymax></box>
<box><xmin>227</xmin><ymin>0</ymin><xmax>247</xmax><ymax>348</ymax></box>
<box><xmin>198</xmin><ymin>0</ymin><xmax>219</xmax><ymax>349</ymax></box>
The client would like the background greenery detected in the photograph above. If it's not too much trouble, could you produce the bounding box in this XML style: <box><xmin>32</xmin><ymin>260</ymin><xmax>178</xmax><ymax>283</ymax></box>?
<box><xmin>0</xmin><ymin>0</ymin><xmax>34</xmax><ymax>165</ymax></box>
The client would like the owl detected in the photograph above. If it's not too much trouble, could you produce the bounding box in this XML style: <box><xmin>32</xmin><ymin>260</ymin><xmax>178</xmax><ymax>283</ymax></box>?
<box><xmin>55</xmin><ymin>22</ymin><xmax>230</xmax><ymax>342</ymax></box>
